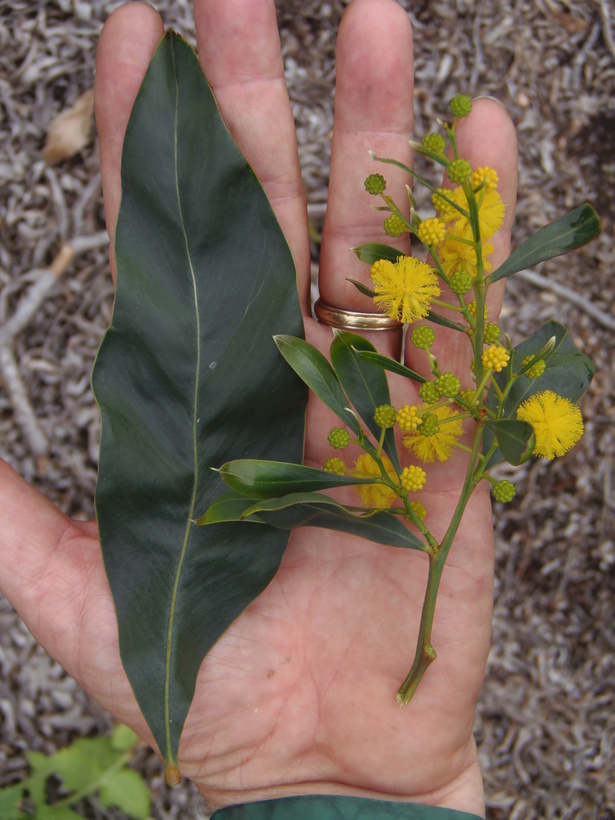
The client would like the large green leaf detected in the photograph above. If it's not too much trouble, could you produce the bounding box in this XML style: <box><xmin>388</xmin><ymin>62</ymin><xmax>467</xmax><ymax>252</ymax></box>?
<box><xmin>92</xmin><ymin>33</ymin><xmax>306</xmax><ymax>770</ymax></box>
<box><xmin>329</xmin><ymin>331</ymin><xmax>401</xmax><ymax>472</ymax></box>
<box><xmin>489</xmin><ymin>203</ymin><xmax>600</xmax><ymax>282</ymax></box>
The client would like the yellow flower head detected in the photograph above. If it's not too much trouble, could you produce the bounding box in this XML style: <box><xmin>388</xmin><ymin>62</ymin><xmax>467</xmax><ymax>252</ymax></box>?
<box><xmin>472</xmin><ymin>166</ymin><xmax>499</xmax><ymax>191</ymax></box>
<box><xmin>404</xmin><ymin>404</ymin><xmax>463</xmax><ymax>463</ymax></box>
<box><xmin>516</xmin><ymin>390</ymin><xmax>584</xmax><ymax>459</ymax></box>
<box><xmin>370</xmin><ymin>256</ymin><xmax>440</xmax><ymax>324</ymax></box>
<box><xmin>353</xmin><ymin>452</ymin><xmax>398</xmax><ymax>509</ymax></box>
<box><xmin>400</xmin><ymin>464</ymin><xmax>427</xmax><ymax>492</ymax></box>
<box><xmin>397</xmin><ymin>404</ymin><xmax>421</xmax><ymax>433</ymax></box>
<box><xmin>434</xmin><ymin>184</ymin><xmax>504</xmax><ymax>277</ymax></box>
<box><xmin>482</xmin><ymin>344</ymin><xmax>510</xmax><ymax>373</ymax></box>
<box><xmin>417</xmin><ymin>217</ymin><xmax>446</xmax><ymax>246</ymax></box>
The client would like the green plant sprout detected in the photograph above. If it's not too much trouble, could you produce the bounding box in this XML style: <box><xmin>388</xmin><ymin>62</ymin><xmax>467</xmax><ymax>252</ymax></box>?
<box><xmin>199</xmin><ymin>94</ymin><xmax>598</xmax><ymax>705</ymax></box>
<box><xmin>0</xmin><ymin>723</ymin><xmax>151</xmax><ymax>819</ymax></box>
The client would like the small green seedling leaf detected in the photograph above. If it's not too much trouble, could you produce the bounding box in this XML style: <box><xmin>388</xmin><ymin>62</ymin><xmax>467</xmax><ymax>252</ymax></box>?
<box><xmin>0</xmin><ymin>727</ymin><xmax>149</xmax><ymax>819</ymax></box>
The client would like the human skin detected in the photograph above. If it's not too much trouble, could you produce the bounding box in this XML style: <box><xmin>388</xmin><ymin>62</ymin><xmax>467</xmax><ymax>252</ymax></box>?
<box><xmin>0</xmin><ymin>0</ymin><xmax>517</xmax><ymax>815</ymax></box>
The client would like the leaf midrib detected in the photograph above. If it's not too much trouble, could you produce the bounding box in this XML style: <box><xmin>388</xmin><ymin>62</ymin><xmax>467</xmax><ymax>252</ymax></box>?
<box><xmin>163</xmin><ymin>40</ymin><xmax>202</xmax><ymax>765</ymax></box>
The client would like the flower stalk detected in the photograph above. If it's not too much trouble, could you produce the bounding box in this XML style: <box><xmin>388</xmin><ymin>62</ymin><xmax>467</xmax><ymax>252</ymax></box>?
<box><xmin>206</xmin><ymin>93</ymin><xmax>597</xmax><ymax>708</ymax></box>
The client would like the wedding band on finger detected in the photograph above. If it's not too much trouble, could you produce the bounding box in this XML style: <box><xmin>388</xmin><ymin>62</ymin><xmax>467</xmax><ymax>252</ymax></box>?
<box><xmin>313</xmin><ymin>298</ymin><xmax>401</xmax><ymax>331</ymax></box>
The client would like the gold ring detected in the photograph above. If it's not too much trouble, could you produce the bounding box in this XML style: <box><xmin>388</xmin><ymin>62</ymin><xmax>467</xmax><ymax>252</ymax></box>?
<box><xmin>314</xmin><ymin>298</ymin><xmax>400</xmax><ymax>331</ymax></box>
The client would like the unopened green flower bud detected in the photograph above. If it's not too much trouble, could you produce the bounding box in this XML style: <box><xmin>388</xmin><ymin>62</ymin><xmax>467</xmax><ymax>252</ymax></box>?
<box><xmin>449</xmin><ymin>270</ymin><xmax>473</xmax><ymax>295</ymax></box>
<box><xmin>411</xmin><ymin>325</ymin><xmax>435</xmax><ymax>349</ymax></box>
<box><xmin>483</xmin><ymin>322</ymin><xmax>501</xmax><ymax>344</ymax></box>
<box><xmin>328</xmin><ymin>427</ymin><xmax>350</xmax><ymax>449</ymax></box>
<box><xmin>374</xmin><ymin>404</ymin><xmax>397</xmax><ymax>429</ymax></box>
<box><xmin>457</xmin><ymin>388</ymin><xmax>476</xmax><ymax>406</ymax></box>
<box><xmin>417</xmin><ymin>412</ymin><xmax>439</xmax><ymax>437</ymax></box>
<box><xmin>419</xmin><ymin>381</ymin><xmax>439</xmax><ymax>404</ymax></box>
<box><xmin>323</xmin><ymin>457</ymin><xmax>346</xmax><ymax>475</ymax></box>
<box><xmin>449</xmin><ymin>94</ymin><xmax>472</xmax><ymax>118</ymax></box>
<box><xmin>384</xmin><ymin>213</ymin><xmax>407</xmax><ymax>237</ymax></box>
<box><xmin>364</xmin><ymin>173</ymin><xmax>386</xmax><ymax>195</ymax></box>
<box><xmin>447</xmin><ymin>158</ymin><xmax>472</xmax><ymax>184</ymax></box>
<box><xmin>492</xmin><ymin>479</ymin><xmax>516</xmax><ymax>503</ymax></box>
<box><xmin>435</xmin><ymin>372</ymin><xmax>461</xmax><ymax>398</ymax></box>
<box><xmin>410</xmin><ymin>501</ymin><xmax>427</xmax><ymax>521</ymax></box>
<box><xmin>522</xmin><ymin>355</ymin><xmax>546</xmax><ymax>379</ymax></box>
<box><xmin>422</xmin><ymin>132</ymin><xmax>447</xmax><ymax>155</ymax></box>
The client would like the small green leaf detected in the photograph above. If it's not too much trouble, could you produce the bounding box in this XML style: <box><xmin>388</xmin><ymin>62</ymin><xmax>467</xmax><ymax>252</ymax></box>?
<box><xmin>490</xmin><ymin>203</ymin><xmax>600</xmax><ymax>282</ymax></box>
<box><xmin>218</xmin><ymin>459</ymin><xmax>380</xmax><ymax>499</ymax></box>
<box><xmin>498</xmin><ymin>320</ymin><xmax>594</xmax><ymax>410</ymax></box>
<box><xmin>424</xmin><ymin>310</ymin><xmax>467</xmax><ymax>332</ymax></box>
<box><xmin>196</xmin><ymin>491</ymin><xmax>266</xmax><ymax>525</ymax></box>
<box><xmin>252</xmin><ymin>495</ymin><xmax>426</xmax><ymax>551</ymax></box>
<box><xmin>352</xmin><ymin>242</ymin><xmax>403</xmax><ymax>265</ymax></box>
<box><xmin>484</xmin><ymin>419</ymin><xmax>535</xmax><ymax>465</ymax></box>
<box><xmin>98</xmin><ymin>768</ymin><xmax>151</xmax><ymax>819</ymax></box>
<box><xmin>274</xmin><ymin>335</ymin><xmax>359</xmax><ymax>433</ymax></box>
<box><xmin>330</xmin><ymin>331</ymin><xmax>401</xmax><ymax>472</ymax></box>
<box><xmin>346</xmin><ymin>278</ymin><xmax>376</xmax><ymax>298</ymax></box>
<box><xmin>354</xmin><ymin>349</ymin><xmax>426</xmax><ymax>383</ymax></box>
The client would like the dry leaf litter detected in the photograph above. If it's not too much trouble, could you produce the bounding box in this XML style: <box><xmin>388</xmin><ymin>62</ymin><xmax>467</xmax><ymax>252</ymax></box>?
<box><xmin>0</xmin><ymin>1</ymin><xmax>613</xmax><ymax>818</ymax></box>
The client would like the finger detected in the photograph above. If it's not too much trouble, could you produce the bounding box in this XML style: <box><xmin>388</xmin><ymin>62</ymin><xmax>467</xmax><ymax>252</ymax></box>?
<box><xmin>405</xmin><ymin>98</ymin><xmax>518</xmax><ymax>376</ymax></box>
<box><xmin>317</xmin><ymin>0</ymin><xmax>414</xmax><ymax>352</ymax></box>
<box><xmin>193</xmin><ymin>0</ymin><xmax>310</xmax><ymax>311</ymax></box>
<box><xmin>95</xmin><ymin>2</ymin><xmax>164</xmax><ymax>279</ymax></box>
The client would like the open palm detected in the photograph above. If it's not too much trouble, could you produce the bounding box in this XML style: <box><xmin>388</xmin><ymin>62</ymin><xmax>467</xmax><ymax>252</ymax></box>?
<box><xmin>0</xmin><ymin>0</ymin><xmax>517</xmax><ymax>815</ymax></box>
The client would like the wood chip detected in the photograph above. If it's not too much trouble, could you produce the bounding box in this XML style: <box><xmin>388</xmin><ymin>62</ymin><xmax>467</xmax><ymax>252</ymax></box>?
<box><xmin>43</xmin><ymin>88</ymin><xmax>95</xmax><ymax>165</ymax></box>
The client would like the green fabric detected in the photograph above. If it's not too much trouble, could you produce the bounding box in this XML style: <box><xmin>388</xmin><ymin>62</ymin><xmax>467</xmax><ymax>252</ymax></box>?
<box><xmin>210</xmin><ymin>795</ymin><xmax>483</xmax><ymax>819</ymax></box>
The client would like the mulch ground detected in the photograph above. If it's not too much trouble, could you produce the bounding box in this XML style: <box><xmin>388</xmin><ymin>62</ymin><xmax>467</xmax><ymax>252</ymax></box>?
<box><xmin>1</xmin><ymin>1</ymin><xmax>613</xmax><ymax>817</ymax></box>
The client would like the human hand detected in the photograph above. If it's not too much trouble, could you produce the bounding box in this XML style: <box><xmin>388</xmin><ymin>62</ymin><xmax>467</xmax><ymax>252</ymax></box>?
<box><xmin>0</xmin><ymin>0</ymin><xmax>517</xmax><ymax>815</ymax></box>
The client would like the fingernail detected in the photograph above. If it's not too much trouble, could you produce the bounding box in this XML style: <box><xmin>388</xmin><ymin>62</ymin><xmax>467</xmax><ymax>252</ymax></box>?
<box><xmin>473</xmin><ymin>95</ymin><xmax>506</xmax><ymax>107</ymax></box>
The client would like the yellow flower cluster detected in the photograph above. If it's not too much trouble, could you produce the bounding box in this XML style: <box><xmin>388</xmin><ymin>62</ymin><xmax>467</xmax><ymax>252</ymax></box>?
<box><xmin>417</xmin><ymin>218</ymin><xmax>445</xmax><ymax>246</ymax></box>
<box><xmin>471</xmin><ymin>166</ymin><xmax>499</xmax><ymax>191</ymax></box>
<box><xmin>517</xmin><ymin>391</ymin><xmax>583</xmax><ymax>459</ymax></box>
<box><xmin>397</xmin><ymin>404</ymin><xmax>421</xmax><ymax>432</ymax></box>
<box><xmin>482</xmin><ymin>344</ymin><xmax>510</xmax><ymax>373</ymax></box>
<box><xmin>400</xmin><ymin>465</ymin><xmax>427</xmax><ymax>492</ymax></box>
<box><xmin>433</xmin><ymin>167</ymin><xmax>505</xmax><ymax>278</ymax></box>
<box><xmin>404</xmin><ymin>404</ymin><xmax>463</xmax><ymax>463</ymax></box>
<box><xmin>370</xmin><ymin>256</ymin><xmax>440</xmax><ymax>324</ymax></box>
<box><xmin>353</xmin><ymin>453</ymin><xmax>398</xmax><ymax>509</ymax></box>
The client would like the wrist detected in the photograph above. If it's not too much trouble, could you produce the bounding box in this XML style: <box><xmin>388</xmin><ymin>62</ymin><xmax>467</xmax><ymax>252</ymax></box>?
<box><xmin>197</xmin><ymin>758</ymin><xmax>485</xmax><ymax>818</ymax></box>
